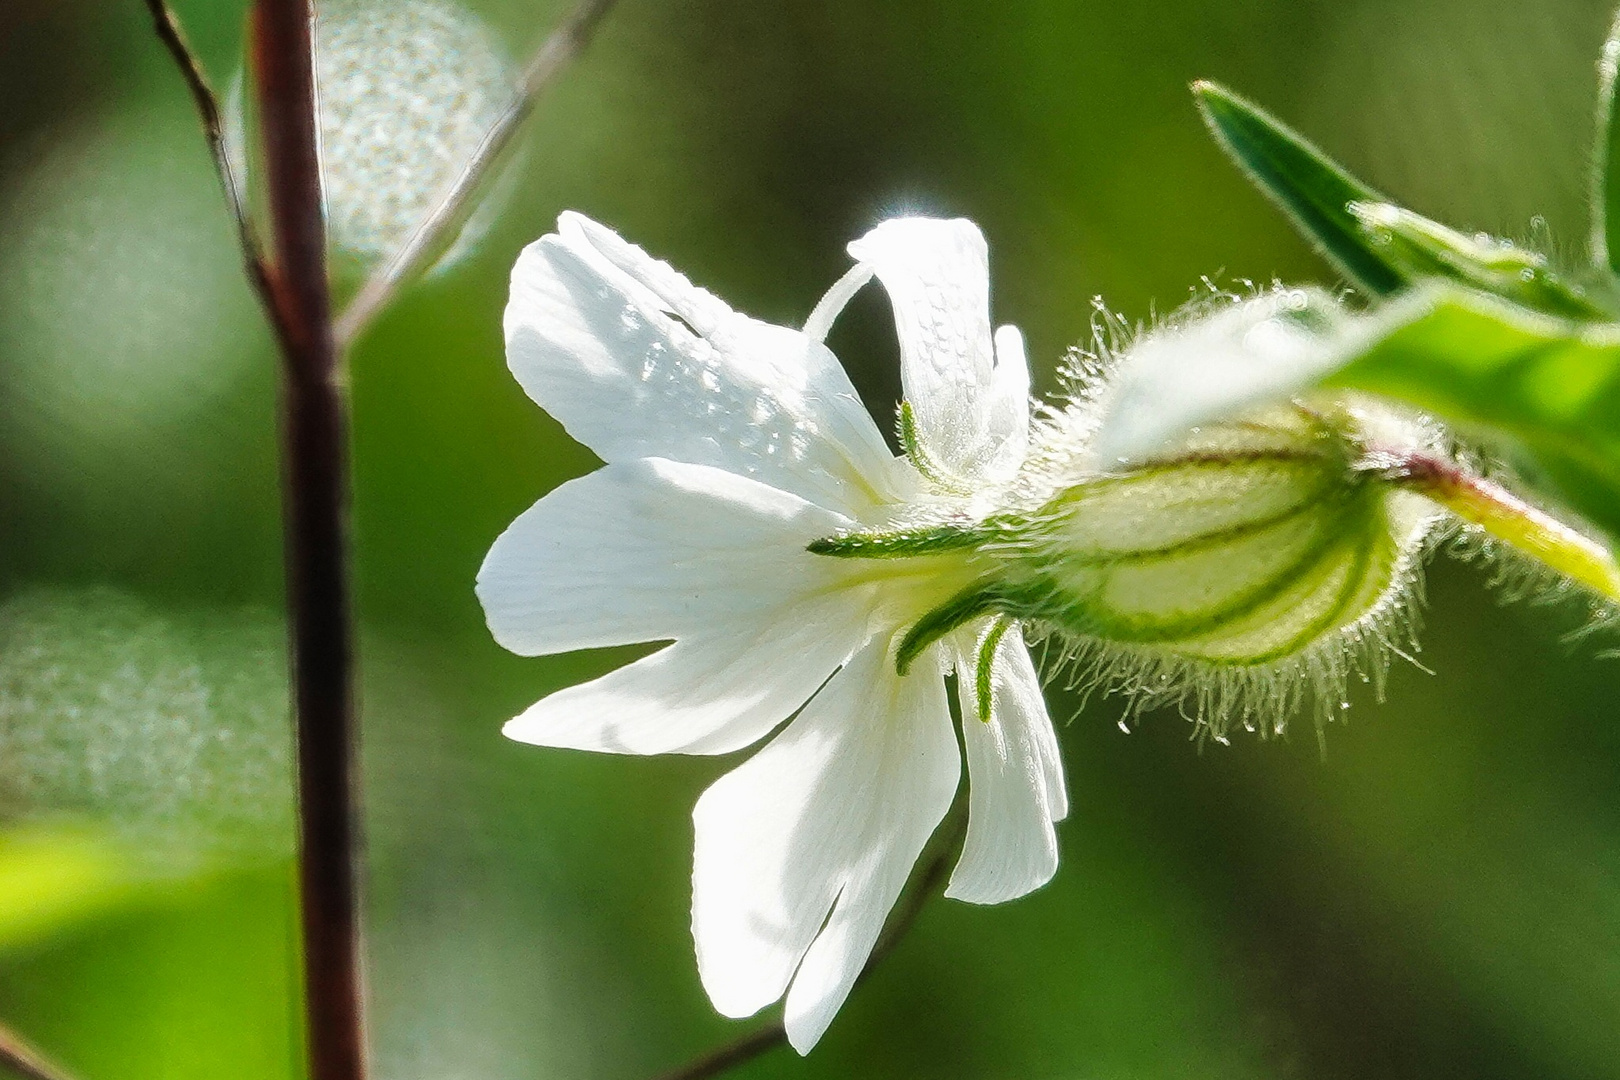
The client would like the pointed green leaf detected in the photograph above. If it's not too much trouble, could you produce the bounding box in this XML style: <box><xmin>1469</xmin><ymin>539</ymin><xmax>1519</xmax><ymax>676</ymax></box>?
<box><xmin>1193</xmin><ymin>80</ymin><xmax>1405</xmax><ymax>296</ymax></box>
<box><xmin>1196</xmin><ymin>82</ymin><xmax>1613</xmax><ymax>320</ymax></box>
<box><xmin>1594</xmin><ymin>10</ymin><xmax>1620</xmax><ymax>274</ymax></box>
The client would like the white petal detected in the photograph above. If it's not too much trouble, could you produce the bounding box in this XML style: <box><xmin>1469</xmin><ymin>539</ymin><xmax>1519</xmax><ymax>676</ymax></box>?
<box><xmin>803</xmin><ymin>263</ymin><xmax>874</xmax><ymax>344</ymax></box>
<box><xmin>981</xmin><ymin>324</ymin><xmax>1032</xmax><ymax>482</ymax></box>
<box><xmin>505</xmin><ymin>212</ymin><xmax>901</xmax><ymax>514</ymax></box>
<box><xmin>945</xmin><ymin>622</ymin><xmax>1067</xmax><ymax>905</ymax></box>
<box><xmin>847</xmin><ymin>217</ymin><xmax>1008</xmax><ymax>481</ymax></box>
<box><xmin>501</xmin><ymin>591</ymin><xmax>874</xmax><ymax>756</ymax></box>
<box><xmin>690</xmin><ymin>635</ymin><xmax>959</xmax><ymax>1052</ymax></box>
<box><xmin>476</xmin><ymin>458</ymin><xmax>852</xmax><ymax>656</ymax></box>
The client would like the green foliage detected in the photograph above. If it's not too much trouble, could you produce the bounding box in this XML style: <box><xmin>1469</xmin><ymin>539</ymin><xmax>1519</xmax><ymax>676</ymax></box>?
<box><xmin>1198</xmin><ymin>19</ymin><xmax>1620</xmax><ymax>566</ymax></box>
<box><xmin>1193</xmin><ymin>81</ymin><xmax>1406</xmax><ymax>297</ymax></box>
<box><xmin>1594</xmin><ymin>11</ymin><xmax>1620</xmax><ymax>275</ymax></box>
<box><xmin>0</xmin><ymin>825</ymin><xmax>141</xmax><ymax>951</ymax></box>
<box><xmin>1329</xmin><ymin>290</ymin><xmax>1620</xmax><ymax>542</ymax></box>
<box><xmin>1195</xmin><ymin>81</ymin><xmax>1610</xmax><ymax>322</ymax></box>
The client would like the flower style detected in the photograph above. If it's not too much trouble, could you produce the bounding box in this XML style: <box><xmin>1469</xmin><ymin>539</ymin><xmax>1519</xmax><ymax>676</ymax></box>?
<box><xmin>478</xmin><ymin>212</ymin><xmax>1066</xmax><ymax>1053</ymax></box>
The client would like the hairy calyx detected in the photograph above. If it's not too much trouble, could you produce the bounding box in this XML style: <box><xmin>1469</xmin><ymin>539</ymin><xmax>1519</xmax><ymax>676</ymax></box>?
<box><xmin>815</xmin><ymin>395</ymin><xmax>1445</xmax><ymax>737</ymax></box>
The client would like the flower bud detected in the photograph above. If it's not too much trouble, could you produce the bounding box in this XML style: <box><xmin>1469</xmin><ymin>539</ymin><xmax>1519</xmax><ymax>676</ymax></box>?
<box><xmin>821</xmin><ymin>393</ymin><xmax>1445</xmax><ymax>736</ymax></box>
<box><xmin>979</xmin><ymin>397</ymin><xmax>1438</xmax><ymax>669</ymax></box>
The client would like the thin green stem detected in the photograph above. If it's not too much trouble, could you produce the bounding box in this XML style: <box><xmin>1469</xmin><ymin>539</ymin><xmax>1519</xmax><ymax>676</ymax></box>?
<box><xmin>1378</xmin><ymin>450</ymin><xmax>1620</xmax><ymax>601</ymax></box>
<box><xmin>0</xmin><ymin>1021</ymin><xmax>76</xmax><ymax>1080</ymax></box>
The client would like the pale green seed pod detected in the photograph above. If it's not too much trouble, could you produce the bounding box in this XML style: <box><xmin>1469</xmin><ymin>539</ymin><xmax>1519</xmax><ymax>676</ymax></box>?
<box><xmin>980</xmin><ymin>396</ymin><xmax>1439</xmax><ymax>671</ymax></box>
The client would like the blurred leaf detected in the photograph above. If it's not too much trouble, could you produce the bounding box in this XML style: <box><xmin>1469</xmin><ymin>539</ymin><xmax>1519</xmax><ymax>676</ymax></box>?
<box><xmin>0</xmin><ymin>824</ymin><xmax>141</xmax><ymax>950</ymax></box>
<box><xmin>1195</xmin><ymin>82</ymin><xmax>1608</xmax><ymax>320</ymax></box>
<box><xmin>1595</xmin><ymin>10</ymin><xmax>1620</xmax><ymax>276</ymax></box>
<box><xmin>1327</xmin><ymin>288</ymin><xmax>1620</xmax><ymax>540</ymax></box>
<box><xmin>0</xmin><ymin>862</ymin><xmax>301</xmax><ymax>1080</ymax></box>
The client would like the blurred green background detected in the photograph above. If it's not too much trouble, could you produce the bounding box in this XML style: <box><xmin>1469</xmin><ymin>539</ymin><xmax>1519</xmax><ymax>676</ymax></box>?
<box><xmin>1</xmin><ymin>0</ymin><xmax>1618</xmax><ymax>1076</ymax></box>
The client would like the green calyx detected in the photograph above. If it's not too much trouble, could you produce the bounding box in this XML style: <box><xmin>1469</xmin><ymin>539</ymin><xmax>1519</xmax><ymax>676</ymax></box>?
<box><xmin>821</xmin><ymin>401</ymin><xmax>1438</xmax><ymax>679</ymax></box>
<box><xmin>992</xmin><ymin>404</ymin><xmax>1429</xmax><ymax>667</ymax></box>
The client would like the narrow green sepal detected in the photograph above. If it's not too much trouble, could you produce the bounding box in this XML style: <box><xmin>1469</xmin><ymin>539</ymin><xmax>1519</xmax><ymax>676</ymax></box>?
<box><xmin>1193</xmin><ymin>80</ymin><xmax>1405</xmax><ymax>297</ymax></box>
<box><xmin>808</xmin><ymin>524</ymin><xmax>990</xmax><ymax>559</ymax></box>
<box><xmin>896</xmin><ymin>586</ymin><xmax>1000</xmax><ymax>675</ymax></box>
<box><xmin>899</xmin><ymin>400</ymin><xmax>971</xmax><ymax>494</ymax></box>
<box><xmin>973</xmin><ymin>617</ymin><xmax>1012</xmax><ymax>723</ymax></box>
<box><xmin>1595</xmin><ymin>10</ymin><xmax>1620</xmax><ymax>275</ymax></box>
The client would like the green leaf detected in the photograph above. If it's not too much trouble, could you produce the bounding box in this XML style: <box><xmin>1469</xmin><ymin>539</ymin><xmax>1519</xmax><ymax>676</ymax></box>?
<box><xmin>1195</xmin><ymin>82</ymin><xmax>1609</xmax><ymax>320</ymax></box>
<box><xmin>0</xmin><ymin>822</ymin><xmax>246</xmax><ymax>952</ymax></box>
<box><xmin>1193</xmin><ymin>80</ymin><xmax>1405</xmax><ymax>297</ymax></box>
<box><xmin>1351</xmin><ymin>202</ymin><xmax>1610</xmax><ymax>321</ymax></box>
<box><xmin>1594</xmin><ymin>10</ymin><xmax>1620</xmax><ymax>275</ymax></box>
<box><xmin>1330</xmin><ymin>289</ymin><xmax>1620</xmax><ymax>541</ymax></box>
<box><xmin>0</xmin><ymin>824</ymin><xmax>142</xmax><ymax>949</ymax></box>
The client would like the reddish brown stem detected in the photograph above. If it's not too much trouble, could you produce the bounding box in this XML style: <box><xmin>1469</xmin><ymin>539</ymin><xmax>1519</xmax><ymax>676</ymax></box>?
<box><xmin>251</xmin><ymin>3</ymin><xmax>367</xmax><ymax>1080</ymax></box>
<box><xmin>138</xmin><ymin>0</ymin><xmax>287</xmax><ymax>348</ymax></box>
<box><xmin>0</xmin><ymin>1021</ymin><xmax>76</xmax><ymax>1080</ymax></box>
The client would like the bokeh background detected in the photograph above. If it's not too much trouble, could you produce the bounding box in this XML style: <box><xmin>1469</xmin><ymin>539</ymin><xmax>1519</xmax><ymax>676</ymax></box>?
<box><xmin>1</xmin><ymin>0</ymin><xmax>1618</xmax><ymax>1077</ymax></box>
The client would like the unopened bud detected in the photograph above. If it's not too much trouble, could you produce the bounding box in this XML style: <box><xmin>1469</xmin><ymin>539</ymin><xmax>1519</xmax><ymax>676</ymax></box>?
<box><xmin>968</xmin><ymin>396</ymin><xmax>1439</xmax><ymax>672</ymax></box>
<box><xmin>814</xmin><ymin>392</ymin><xmax>1444</xmax><ymax>736</ymax></box>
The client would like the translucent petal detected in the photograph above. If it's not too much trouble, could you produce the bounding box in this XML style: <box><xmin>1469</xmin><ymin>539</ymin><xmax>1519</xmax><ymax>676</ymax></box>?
<box><xmin>690</xmin><ymin>635</ymin><xmax>958</xmax><ymax>1052</ymax></box>
<box><xmin>983</xmin><ymin>324</ymin><xmax>1032</xmax><ymax>481</ymax></box>
<box><xmin>501</xmin><ymin>592</ymin><xmax>874</xmax><ymax>756</ymax></box>
<box><xmin>945</xmin><ymin>623</ymin><xmax>1065</xmax><ymax>905</ymax></box>
<box><xmin>846</xmin><ymin>217</ymin><xmax>1026</xmax><ymax>482</ymax></box>
<box><xmin>476</xmin><ymin>458</ymin><xmax>853</xmax><ymax>656</ymax></box>
<box><xmin>505</xmin><ymin>213</ymin><xmax>902</xmax><ymax>514</ymax></box>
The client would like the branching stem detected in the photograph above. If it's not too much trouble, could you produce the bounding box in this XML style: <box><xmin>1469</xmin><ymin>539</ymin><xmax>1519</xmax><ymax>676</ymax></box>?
<box><xmin>251</xmin><ymin>1</ymin><xmax>366</xmax><ymax>1079</ymax></box>
<box><xmin>333</xmin><ymin>0</ymin><xmax>621</xmax><ymax>349</ymax></box>
<box><xmin>138</xmin><ymin>0</ymin><xmax>288</xmax><ymax>347</ymax></box>
<box><xmin>141</xmin><ymin>1</ymin><xmax>365</xmax><ymax>1076</ymax></box>
<box><xmin>145</xmin><ymin>1</ymin><xmax>627</xmax><ymax>1077</ymax></box>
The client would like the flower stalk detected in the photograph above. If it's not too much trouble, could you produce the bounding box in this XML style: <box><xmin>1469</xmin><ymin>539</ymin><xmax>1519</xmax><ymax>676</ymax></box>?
<box><xmin>251</xmin><ymin>1</ymin><xmax>366</xmax><ymax>1078</ymax></box>
<box><xmin>1374</xmin><ymin>450</ymin><xmax>1620</xmax><ymax>602</ymax></box>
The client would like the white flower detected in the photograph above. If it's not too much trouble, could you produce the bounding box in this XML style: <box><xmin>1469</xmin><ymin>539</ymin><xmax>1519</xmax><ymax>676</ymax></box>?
<box><xmin>477</xmin><ymin>212</ymin><xmax>1067</xmax><ymax>1053</ymax></box>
